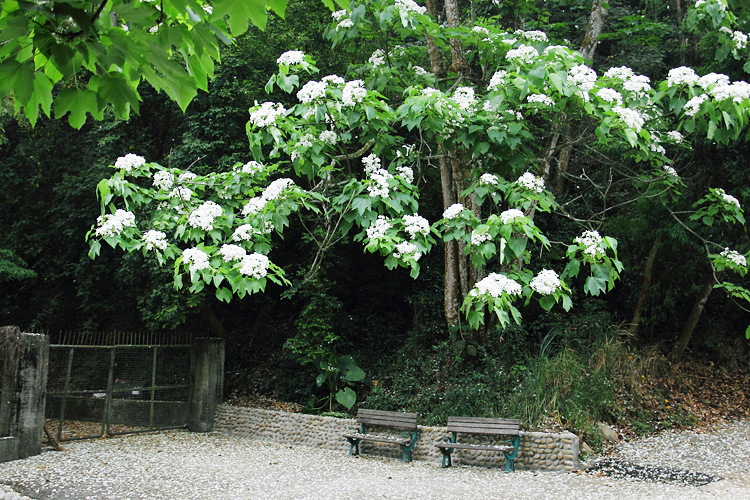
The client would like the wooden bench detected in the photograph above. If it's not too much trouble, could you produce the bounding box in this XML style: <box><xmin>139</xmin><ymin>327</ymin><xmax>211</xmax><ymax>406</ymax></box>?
<box><xmin>343</xmin><ymin>409</ymin><xmax>419</xmax><ymax>462</ymax></box>
<box><xmin>435</xmin><ymin>416</ymin><xmax>521</xmax><ymax>472</ymax></box>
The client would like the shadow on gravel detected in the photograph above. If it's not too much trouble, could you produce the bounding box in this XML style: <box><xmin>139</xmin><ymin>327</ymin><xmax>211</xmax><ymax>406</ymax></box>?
<box><xmin>587</xmin><ymin>458</ymin><xmax>717</xmax><ymax>486</ymax></box>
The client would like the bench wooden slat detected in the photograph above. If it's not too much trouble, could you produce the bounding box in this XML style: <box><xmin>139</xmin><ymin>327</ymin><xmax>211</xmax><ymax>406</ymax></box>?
<box><xmin>343</xmin><ymin>433</ymin><xmax>411</xmax><ymax>445</ymax></box>
<box><xmin>446</xmin><ymin>417</ymin><xmax>520</xmax><ymax>435</ymax></box>
<box><xmin>436</xmin><ymin>442</ymin><xmax>515</xmax><ymax>452</ymax></box>
<box><xmin>357</xmin><ymin>409</ymin><xmax>418</xmax><ymax>429</ymax></box>
<box><xmin>344</xmin><ymin>409</ymin><xmax>419</xmax><ymax>463</ymax></box>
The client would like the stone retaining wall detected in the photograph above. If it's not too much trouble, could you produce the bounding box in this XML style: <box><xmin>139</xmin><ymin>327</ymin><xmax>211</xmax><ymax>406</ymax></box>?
<box><xmin>214</xmin><ymin>404</ymin><xmax>579</xmax><ymax>471</ymax></box>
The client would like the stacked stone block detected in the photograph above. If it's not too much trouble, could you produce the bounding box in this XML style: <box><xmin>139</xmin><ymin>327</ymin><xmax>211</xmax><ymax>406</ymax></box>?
<box><xmin>214</xmin><ymin>405</ymin><xmax>579</xmax><ymax>471</ymax></box>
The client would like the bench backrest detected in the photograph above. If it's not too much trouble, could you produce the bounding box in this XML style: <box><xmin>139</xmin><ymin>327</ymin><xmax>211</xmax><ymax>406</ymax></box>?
<box><xmin>446</xmin><ymin>416</ymin><xmax>520</xmax><ymax>436</ymax></box>
<box><xmin>357</xmin><ymin>409</ymin><xmax>418</xmax><ymax>429</ymax></box>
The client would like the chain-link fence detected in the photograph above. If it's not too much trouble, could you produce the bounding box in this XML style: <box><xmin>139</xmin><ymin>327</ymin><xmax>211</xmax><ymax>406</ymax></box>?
<box><xmin>46</xmin><ymin>344</ymin><xmax>192</xmax><ymax>442</ymax></box>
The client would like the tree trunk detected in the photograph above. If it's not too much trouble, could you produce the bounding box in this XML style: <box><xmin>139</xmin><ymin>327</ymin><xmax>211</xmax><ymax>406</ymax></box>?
<box><xmin>628</xmin><ymin>233</ymin><xmax>661</xmax><ymax>339</ymax></box>
<box><xmin>672</xmin><ymin>270</ymin><xmax>725</xmax><ymax>362</ymax></box>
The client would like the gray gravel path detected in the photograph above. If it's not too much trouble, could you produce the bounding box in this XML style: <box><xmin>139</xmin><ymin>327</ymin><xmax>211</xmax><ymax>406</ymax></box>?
<box><xmin>1</xmin><ymin>420</ymin><xmax>749</xmax><ymax>500</ymax></box>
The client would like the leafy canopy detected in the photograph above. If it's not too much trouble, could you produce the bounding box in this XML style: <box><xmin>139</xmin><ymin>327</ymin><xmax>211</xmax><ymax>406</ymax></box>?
<box><xmin>0</xmin><ymin>0</ymin><xmax>345</xmax><ymax>128</ymax></box>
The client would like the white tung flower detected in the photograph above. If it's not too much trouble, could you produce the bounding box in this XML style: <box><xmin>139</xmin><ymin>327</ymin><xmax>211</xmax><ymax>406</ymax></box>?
<box><xmin>697</xmin><ymin>73</ymin><xmax>730</xmax><ymax>90</ymax></box>
<box><xmin>239</xmin><ymin>253</ymin><xmax>270</xmax><ymax>279</ymax></box>
<box><xmin>613</xmin><ymin>106</ymin><xmax>645</xmax><ymax>132</ymax></box>
<box><xmin>530</xmin><ymin>269</ymin><xmax>561</xmax><ymax>295</ymax></box>
<box><xmin>403</xmin><ymin>214</ymin><xmax>430</xmax><ymax>238</ymax></box>
<box><xmin>249</xmin><ymin>102</ymin><xmax>287</xmax><ymax>128</ymax></box>
<box><xmin>362</xmin><ymin>154</ymin><xmax>381</xmax><ymax>175</ymax></box>
<box><xmin>527</xmin><ymin>94</ymin><xmax>555</xmax><ymax>106</ymax></box>
<box><xmin>517</xmin><ymin>172</ymin><xmax>544</xmax><ymax>193</ymax></box>
<box><xmin>394</xmin><ymin>241</ymin><xmax>422</xmax><ymax>262</ymax></box>
<box><xmin>319</xmin><ymin>130</ymin><xmax>338</xmax><ymax>145</ymax></box>
<box><xmin>188</xmin><ymin>201</ymin><xmax>223</xmax><ymax>231</ymax></box>
<box><xmin>168</xmin><ymin>186</ymin><xmax>193</xmax><ymax>201</ymax></box>
<box><xmin>575</xmin><ymin>230</ymin><xmax>604</xmax><ymax>259</ymax></box>
<box><xmin>499</xmin><ymin>209</ymin><xmax>525</xmax><ymax>224</ymax></box>
<box><xmin>663</xmin><ymin>165</ymin><xmax>679</xmax><ymax>177</ymax></box>
<box><xmin>597</xmin><ymin>88</ymin><xmax>623</xmax><ymax>105</ymax></box>
<box><xmin>720</xmin><ymin>248</ymin><xmax>747</xmax><ymax>267</ymax></box>
<box><xmin>342</xmin><ymin>80</ymin><xmax>367</xmax><ymax>106</ymax></box>
<box><xmin>182</xmin><ymin>247</ymin><xmax>210</xmax><ymax>273</ymax></box>
<box><xmin>368</xmin><ymin>169</ymin><xmax>392</xmax><ymax>198</ymax></box>
<box><xmin>142</xmin><ymin>230</ymin><xmax>167</xmax><ymax>251</ymax></box>
<box><xmin>667</xmin><ymin>66</ymin><xmax>699</xmax><ymax>87</ymax></box>
<box><xmin>683</xmin><ymin>94</ymin><xmax>708</xmax><ymax>117</ymax></box>
<box><xmin>506</xmin><ymin>45</ymin><xmax>538</xmax><ymax>65</ymax></box>
<box><xmin>369</xmin><ymin>49</ymin><xmax>386</xmax><ymax>68</ymax></box>
<box><xmin>277</xmin><ymin>50</ymin><xmax>306</xmax><ymax>65</ymax></box>
<box><xmin>443</xmin><ymin>203</ymin><xmax>464</xmax><ymax>220</ymax></box>
<box><xmin>322</xmin><ymin>75</ymin><xmax>345</xmax><ymax>86</ymax></box>
<box><xmin>480</xmin><ymin>173</ymin><xmax>499</xmax><ymax>186</ymax></box>
<box><xmin>114</xmin><ymin>153</ymin><xmax>146</xmax><ymax>172</ymax></box>
<box><xmin>232</xmin><ymin>224</ymin><xmax>255</xmax><ymax>242</ymax></box>
<box><xmin>396</xmin><ymin>165</ymin><xmax>414</xmax><ymax>184</ymax></box>
<box><xmin>471</xmin><ymin>230</ymin><xmax>491</xmax><ymax>245</ymax></box>
<box><xmin>394</xmin><ymin>0</ymin><xmax>427</xmax><ymax>15</ymax></box>
<box><xmin>153</xmin><ymin>170</ymin><xmax>174</xmax><ymax>191</ymax></box>
<box><xmin>242</xmin><ymin>197</ymin><xmax>266</xmax><ymax>216</ymax></box>
<box><xmin>366</xmin><ymin>215</ymin><xmax>392</xmax><ymax>240</ymax></box>
<box><xmin>569</xmin><ymin>64</ymin><xmax>597</xmax><ymax>92</ymax></box>
<box><xmin>297</xmin><ymin>80</ymin><xmax>328</xmax><ymax>103</ymax></box>
<box><xmin>667</xmin><ymin>131</ymin><xmax>684</xmax><ymax>144</ymax></box>
<box><xmin>263</xmin><ymin>178</ymin><xmax>296</xmax><ymax>201</ymax></box>
<box><xmin>218</xmin><ymin>244</ymin><xmax>247</xmax><ymax>262</ymax></box>
<box><xmin>603</xmin><ymin>66</ymin><xmax>635</xmax><ymax>81</ymax></box>
<box><xmin>95</xmin><ymin>209</ymin><xmax>136</xmax><ymax>238</ymax></box>
<box><xmin>470</xmin><ymin>273</ymin><xmax>523</xmax><ymax>298</ymax></box>
<box><xmin>452</xmin><ymin>87</ymin><xmax>477</xmax><ymax>110</ymax></box>
<box><xmin>239</xmin><ymin>161</ymin><xmax>264</xmax><ymax>175</ymax></box>
<box><xmin>716</xmin><ymin>188</ymin><xmax>741</xmax><ymax>208</ymax></box>
<box><xmin>487</xmin><ymin>70</ymin><xmax>507</xmax><ymax>91</ymax></box>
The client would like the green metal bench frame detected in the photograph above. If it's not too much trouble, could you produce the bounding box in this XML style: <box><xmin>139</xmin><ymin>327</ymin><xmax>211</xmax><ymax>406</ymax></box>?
<box><xmin>343</xmin><ymin>409</ymin><xmax>419</xmax><ymax>463</ymax></box>
<box><xmin>436</xmin><ymin>416</ymin><xmax>521</xmax><ymax>472</ymax></box>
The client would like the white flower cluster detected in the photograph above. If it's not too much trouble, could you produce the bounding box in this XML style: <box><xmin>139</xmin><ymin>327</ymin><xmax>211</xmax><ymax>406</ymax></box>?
<box><xmin>473</xmin><ymin>26</ymin><xmax>490</xmax><ymax>35</ymax></box>
<box><xmin>650</xmin><ymin>142</ymin><xmax>666</xmax><ymax>155</ymax></box>
<box><xmin>249</xmin><ymin>102</ymin><xmax>287</xmax><ymax>128</ymax></box>
<box><xmin>114</xmin><ymin>153</ymin><xmax>146</xmax><ymax>172</ymax></box>
<box><xmin>178</xmin><ymin>172</ymin><xmax>196</xmax><ymax>183</ymax></box>
<box><xmin>182</xmin><ymin>247</ymin><xmax>210</xmax><ymax>273</ymax></box>
<box><xmin>667</xmin><ymin>130</ymin><xmax>684</xmax><ymax>144</ymax></box>
<box><xmin>530</xmin><ymin>269</ymin><xmax>561</xmax><ymax>295</ymax></box>
<box><xmin>95</xmin><ymin>209</ymin><xmax>136</xmax><ymax>237</ymax></box>
<box><xmin>323</xmin><ymin>75</ymin><xmax>345</xmax><ymax>86</ymax></box>
<box><xmin>242</xmin><ymin>178</ymin><xmax>296</xmax><ymax>216</ymax></box>
<box><xmin>297</xmin><ymin>80</ymin><xmax>328</xmax><ymax>103</ymax></box>
<box><xmin>369</xmin><ymin>49</ymin><xmax>386</xmax><ymax>68</ymax></box>
<box><xmin>394</xmin><ymin>0</ymin><xmax>427</xmax><ymax>15</ymax></box>
<box><xmin>362</xmin><ymin>154</ymin><xmax>381</xmax><ymax>174</ymax></box>
<box><xmin>368</xmin><ymin>169</ymin><xmax>393</xmax><ymax>198</ymax></box>
<box><xmin>527</xmin><ymin>94</ymin><xmax>555</xmax><ymax>106</ymax></box>
<box><xmin>720</xmin><ymin>248</ymin><xmax>747</xmax><ymax>267</ymax></box>
<box><xmin>403</xmin><ymin>214</ymin><xmax>430</xmax><ymax>238</ymax></box>
<box><xmin>236</xmin><ymin>161</ymin><xmax>264</xmax><ymax>175</ymax></box>
<box><xmin>471</xmin><ymin>230</ymin><xmax>491</xmax><ymax>245</ymax></box>
<box><xmin>153</xmin><ymin>170</ymin><xmax>174</xmax><ymax>191</ymax></box>
<box><xmin>443</xmin><ymin>203</ymin><xmax>464</xmax><ymax>220</ymax></box>
<box><xmin>239</xmin><ymin>253</ymin><xmax>270</xmax><ymax>279</ymax></box>
<box><xmin>413</xmin><ymin>66</ymin><xmax>427</xmax><ymax>76</ymax></box>
<box><xmin>277</xmin><ymin>50</ymin><xmax>306</xmax><ymax>65</ymax></box>
<box><xmin>515</xmin><ymin>29</ymin><xmax>548</xmax><ymax>43</ymax></box>
<box><xmin>683</xmin><ymin>94</ymin><xmax>708</xmax><ymax>116</ymax></box>
<box><xmin>342</xmin><ymin>80</ymin><xmax>367</xmax><ymax>106</ymax></box>
<box><xmin>732</xmin><ymin>31</ymin><xmax>748</xmax><ymax>49</ymax></box>
<box><xmin>480</xmin><ymin>173</ymin><xmax>498</xmax><ymax>186</ymax></box>
<box><xmin>575</xmin><ymin>230</ymin><xmax>604</xmax><ymax>259</ymax></box>
<box><xmin>470</xmin><ymin>273</ymin><xmax>523</xmax><ymax>298</ymax></box>
<box><xmin>366</xmin><ymin>215</ymin><xmax>392</xmax><ymax>240</ymax></box>
<box><xmin>613</xmin><ymin>106</ymin><xmax>645</xmax><ymax>132</ymax></box>
<box><xmin>569</xmin><ymin>64</ymin><xmax>597</xmax><ymax>93</ymax></box>
<box><xmin>188</xmin><ymin>201</ymin><xmax>223</xmax><ymax>231</ymax></box>
<box><xmin>517</xmin><ymin>172</ymin><xmax>544</xmax><ymax>193</ymax></box>
<box><xmin>232</xmin><ymin>224</ymin><xmax>254</xmax><ymax>242</ymax></box>
<box><xmin>168</xmin><ymin>186</ymin><xmax>193</xmax><ymax>201</ymax></box>
<box><xmin>332</xmin><ymin>10</ymin><xmax>353</xmax><ymax>30</ymax></box>
<box><xmin>597</xmin><ymin>88</ymin><xmax>623</xmax><ymax>105</ymax></box>
<box><xmin>142</xmin><ymin>230</ymin><xmax>167</xmax><ymax>251</ymax></box>
<box><xmin>711</xmin><ymin>81</ymin><xmax>750</xmax><ymax>103</ymax></box>
<box><xmin>218</xmin><ymin>244</ymin><xmax>247</xmax><ymax>262</ymax></box>
<box><xmin>667</xmin><ymin>66</ymin><xmax>699</xmax><ymax>87</ymax></box>
<box><xmin>319</xmin><ymin>130</ymin><xmax>338</xmax><ymax>145</ymax></box>
<box><xmin>716</xmin><ymin>188</ymin><xmax>741</xmax><ymax>208</ymax></box>
<box><xmin>698</xmin><ymin>73</ymin><xmax>729</xmax><ymax>90</ymax></box>
<box><xmin>506</xmin><ymin>45</ymin><xmax>538</xmax><ymax>65</ymax></box>
<box><xmin>396</xmin><ymin>165</ymin><xmax>414</xmax><ymax>183</ymax></box>
<box><xmin>500</xmin><ymin>209</ymin><xmax>525</xmax><ymax>224</ymax></box>
<box><xmin>487</xmin><ymin>70</ymin><xmax>507</xmax><ymax>91</ymax></box>
<box><xmin>603</xmin><ymin>66</ymin><xmax>635</xmax><ymax>81</ymax></box>
<box><xmin>663</xmin><ymin>165</ymin><xmax>679</xmax><ymax>177</ymax></box>
<box><xmin>451</xmin><ymin>87</ymin><xmax>477</xmax><ymax>110</ymax></box>
<box><xmin>394</xmin><ymin>241</ymin><xmax>421</xmax><ymax>262</ymax></box>
<box><xmin>622</xmin><ymin>75</ymin><xmax>651</xmax><ymax>96</ymax></box>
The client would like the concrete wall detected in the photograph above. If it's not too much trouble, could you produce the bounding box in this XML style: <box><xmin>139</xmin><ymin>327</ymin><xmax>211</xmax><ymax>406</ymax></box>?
<box><xmin>0</xmin><ymin>332</ymin><xmax>49</xmax><ymax>463</ymax></box>
<box><xmin>214</xmin><ymin>404</ymin><xmax>579</xmax><ymax>472</ymax></box>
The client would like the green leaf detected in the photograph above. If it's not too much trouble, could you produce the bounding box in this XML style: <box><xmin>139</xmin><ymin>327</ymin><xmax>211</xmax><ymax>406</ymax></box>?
<box><xmin>216</xmin><ymin>287</ymin><xmax>233</xmax><ymax>303</ymax></box>
<box><xmin>90</xmin><ymin>73</ymin><xmax>141</xmax><ymax>119</ymax></box>
<box><xmin>336</xmin><ymin>387</ymin><xmax>357</xmax><ymax>409</ymax></box>
<box><xmin>214</xmin><ymin>0</ymin><xmax>268</xmax><ymax>34</ymax></box>
<box><xmin>54</xmin><ymin>88</ymin><xmax>102</xmax><ymax>128</ymax></box>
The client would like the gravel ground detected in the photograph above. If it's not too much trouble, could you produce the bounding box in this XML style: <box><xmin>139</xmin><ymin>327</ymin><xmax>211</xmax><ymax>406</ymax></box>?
<box><xmin>1</xmin><ymin>420</ymin><xmax>749</xmax><ymax>500</ymax></box>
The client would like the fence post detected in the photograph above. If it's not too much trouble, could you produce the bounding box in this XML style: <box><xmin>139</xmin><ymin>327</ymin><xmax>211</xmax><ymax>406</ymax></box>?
<box><xmin>189</xmin><ymin>338</ymin><xmax>224</xmax><ymax>432</ymax></box>
<box><xmin>11</xmin><ymin>333</ymin><xmax>49</xmax><ymax>459</ymax></box>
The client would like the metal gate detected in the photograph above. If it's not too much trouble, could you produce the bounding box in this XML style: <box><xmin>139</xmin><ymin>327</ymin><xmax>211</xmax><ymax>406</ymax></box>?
<box><xmin>46</xmin><ymin>344</ymin><xmax>192</xmax><ymax>442</ymax></box>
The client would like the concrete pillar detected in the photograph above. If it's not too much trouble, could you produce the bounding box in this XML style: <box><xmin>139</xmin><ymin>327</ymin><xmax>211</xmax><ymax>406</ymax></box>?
<box><xmin>11</xmin><ymin>333</ymin><xmax>49</xmax><ymax>459</ymax></box>
<box><xmin>189</xmin><ymin>338</ymin><xmax>224</xmax><ymax>432</ymax></box>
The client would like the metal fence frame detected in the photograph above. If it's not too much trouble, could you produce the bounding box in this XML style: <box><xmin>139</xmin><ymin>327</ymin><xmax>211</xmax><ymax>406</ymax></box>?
<box><xmin>47</xmin><ymin>344</ymin><xmax>193</xmax><ymax>442</ymax></box>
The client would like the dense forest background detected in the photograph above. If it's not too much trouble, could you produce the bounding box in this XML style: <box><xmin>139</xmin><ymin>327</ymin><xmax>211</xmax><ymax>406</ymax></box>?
<box><xmin>1</xmin><ymin>0</ymin><xmax>749</xmax><ymax>448</ymax></box>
